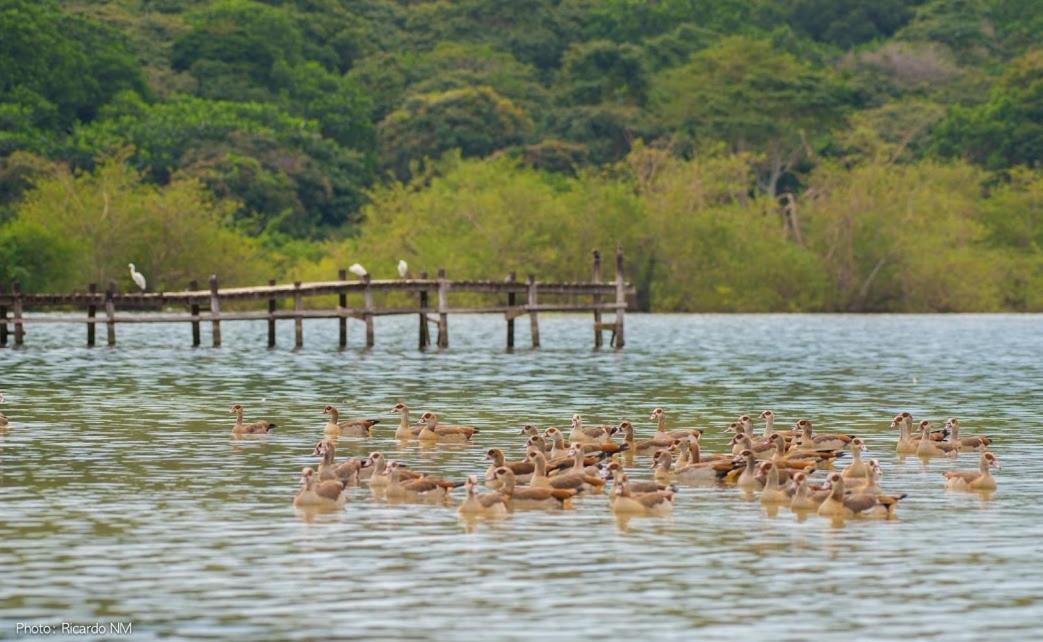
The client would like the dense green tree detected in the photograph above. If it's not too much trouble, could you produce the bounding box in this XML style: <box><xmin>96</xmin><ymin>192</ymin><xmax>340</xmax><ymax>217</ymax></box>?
<box><xmin>0</xmin><ymin>0</ymin><xmax>147</xmax><ymax>133</ymax></box>
<box><xmin>557</xmin><ymin>40</ymin><xmax>650</xmax><ymax>106</ymax></box>
<box><xmin>780</xmin><ymin>0</ymin><xmax>926</xmax><ymax>48</ymax></box>
<box><xmin>654</xmin><ymin>36</ymin><xmax>852</xmax><ymax>194</ymax></box>
<box><xmin>68</xmin><ymin>93</ymin><xmax>371</xmax><ymax>236</ymax></box>
<box><xmin>931</xmin><ymin>49</ymin><xmax>1043</xmax><ymax>170</ymax></box>
<box><xmin>378</xmin><ymin>87</ymin><xmax>533</xmax><ymax>179</ymax></box>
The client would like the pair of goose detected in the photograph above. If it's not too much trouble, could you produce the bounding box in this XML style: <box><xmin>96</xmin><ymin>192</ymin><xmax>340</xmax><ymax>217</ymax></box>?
<box><xmin>390</xmin><ymin>403</ymin><xmax>478</xmax><ymax>442</ymax></box>
<box><xmin>295</xmin><ymin>444</ymin><xmax>464</xmax><ymax>508</ymax></box>
<box><xmin>728</xmin><ymin>413</ymin><xmax>856</xmax><ymax>454</ymax></box>
<box><xmin>893</xmin><ymin>414</ymin><xmax>992</xmax><ymax>457</ymax></box>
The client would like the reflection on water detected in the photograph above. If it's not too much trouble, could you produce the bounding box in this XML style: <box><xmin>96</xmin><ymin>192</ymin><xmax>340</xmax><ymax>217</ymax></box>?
<box><xmin>2</xmin><ymin>314</ymin><xmax>1043</xmax><ymax>640</ymax></box>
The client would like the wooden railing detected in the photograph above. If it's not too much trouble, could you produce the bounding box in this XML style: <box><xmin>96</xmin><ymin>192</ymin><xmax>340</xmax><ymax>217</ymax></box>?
<box><xmin>0</xmin><ymin>247</ymin><xmax>634</xmax><ymax>350</ymax></box>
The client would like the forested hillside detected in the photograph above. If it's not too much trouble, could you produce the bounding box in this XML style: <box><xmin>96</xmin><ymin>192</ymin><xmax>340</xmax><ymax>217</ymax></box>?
<box><xmin>1</xmin><ymin>0</ymin><xmax>1041</xmax><ymax>311</ymax></box>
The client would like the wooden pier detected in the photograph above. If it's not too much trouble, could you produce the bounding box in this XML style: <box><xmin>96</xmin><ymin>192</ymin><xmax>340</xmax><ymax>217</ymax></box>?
<box><xmin>0</xmin><ymin>248</ymin><xmax>634</xmax><ymax>350</ymax></box>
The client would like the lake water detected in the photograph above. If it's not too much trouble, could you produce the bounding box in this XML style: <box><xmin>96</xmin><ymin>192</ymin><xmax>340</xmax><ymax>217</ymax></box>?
<box><xmin>2</xmin><ymin>314</ymin><xmax>1042</xmax><ymax>641</ymax></box>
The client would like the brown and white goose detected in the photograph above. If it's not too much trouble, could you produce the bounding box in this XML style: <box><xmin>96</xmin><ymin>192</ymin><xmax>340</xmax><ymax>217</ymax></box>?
<box><xmin>599</xmin><ymin>461</ymin><xmax>676</xmax><ymax>494</ymax></box>
<box><xmin>312</xmin><ymin>438</ymin><xmax>366</xmax><ymax>485</ymax></box>
<box><xmin>487</xmin><ymin>467</ymin><xmax>576</xmax><ymax>510</ymax></box>
<box><xmin>945</xmin><ymin>418</ymin><xmax>992</xmax><ymax>451</ymax></box>
<box><xmin>788</xmin><ymin>472</ymin><xmax>830</xmax><ymax>511</ymax></box>
<box><xmin>841</xmin><ymin>438</ymin><xmax>870</xmax><ymax>479</ymax></box>
<box><xmin>901</xmin><ymin>412</ymin><xmax>949</xmax><ymax>441</ymax></box>
<box><xmin>610</xmin><ymin>474</ymin><xmax>675</xmax><ymax>517</ymax></box>
<box><xmin>568</xmin><ymin>414</ymin><xmax>613</xmax><ymax>444</ymax></box>
<box><xmin>916</xmin><ymin>420</ymin><xmax>959</xmax><ymax>458</ymax></box>
<box><xmin>794</xmin><ymin>419</ymin><xmax>855</xmax><ymax>451</ymax></box>
<box><xmin>759</xmin><ymin>461</ymin><xmax>790</xmax><ymax>505</ymax></box>
<box><xmin>390</xmin><ymin>403</ymin><xmax>424</xmax><ymax>439</ymax></box>
<box><xmin>649</xmin><ymin>407</ymin><xmax>702</xmax><ymax>442</ymax></box>
<box><xmin>230</xmin><ymin>404</ymin><xmax>276</xmax><ymax>436</ymax></box>
<box><xmin>323</xmin><ymin>405</ymin><xmax>379</xmax><ymax>437</ymax></box>
<box><xmin>817</xmin><ymin>473</ymin><xmax>906</xmax><ymax>520</ymax></box>
<box><xmin>944</xmin><ymin>449</ymin><xmax>999</xmax><ymax>491</ymax></box>
<box><xmin>383</xmin><ymin>461</ymin><xmax>461</xmax><ymax>502</ymax></box>
<box><xmin>457</xmin><ymin>475</ymin><xmax>509</xmax><ymax>517</ymax></box>
<box><xmin>484</xmin><ymin>447</ymin><xmax>534</xmax><ymax>487</ymax></box>
<box><xmin>415</xmin><ymin>411</ymin><xmax>478</xmax><ymax>443</ymax></box>
<box><xmin>293</xmin><ymin>467</ymin><xmax>347</xmax><ymax>509</ymax></box>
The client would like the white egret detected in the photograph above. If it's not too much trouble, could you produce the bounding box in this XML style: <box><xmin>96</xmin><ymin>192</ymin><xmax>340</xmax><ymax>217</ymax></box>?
<box><xmin>397</xmin><ymin>259</ymin><xmax>408</xmax><ymax>278</ymax></box>
<box><xmin>128</xmin><ymin>263</ymin><xmax>147</xmax><ymax>291</ymax></box>
<box><xmin>348</xmin><ymin>263</ymin><xmax>368</xmax><ymax>277</ymax></box>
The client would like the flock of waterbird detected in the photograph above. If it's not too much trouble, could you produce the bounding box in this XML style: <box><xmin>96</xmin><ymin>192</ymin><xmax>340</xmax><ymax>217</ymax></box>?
<box><xmin>225</xmin><ymin>401</ymin><xmax>1000</xmax><ymax>524</ymax></box>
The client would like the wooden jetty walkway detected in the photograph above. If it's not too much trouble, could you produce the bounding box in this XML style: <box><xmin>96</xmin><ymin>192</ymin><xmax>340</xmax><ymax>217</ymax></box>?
<box><xmin>0</xmin><ymin>248</ymin><xmax>634</xmax><ymax>350</ymax></box>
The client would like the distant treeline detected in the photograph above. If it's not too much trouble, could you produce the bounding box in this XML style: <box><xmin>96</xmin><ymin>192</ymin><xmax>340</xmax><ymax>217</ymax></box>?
<box><xmin>0</xmin><ymin>0</ymin><xmax>1040</xmax><ymax>311</ymax></box>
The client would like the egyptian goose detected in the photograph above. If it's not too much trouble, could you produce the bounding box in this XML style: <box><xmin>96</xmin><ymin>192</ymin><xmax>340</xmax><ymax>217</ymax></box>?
<box><xmin>730</xmin><ymin>433</ymin><xmax>775</xmax><ymax>459</ymax></box>
<box><xmin>946</xmin><ymin>418</ymin><xmax>992</xmax><ymax>451</ymax></box>
<box><xmin>519</xmin><ymin>424</ymin><xmax>542</xmax><ymax>439</ymax></box>
<box><xmin>484</xmin><ymin>447</ymin><xmax>534</xmax><ymax>487</ymax></box>
<box><xmin>894</xmin><ymin>415</ymin><xmax>918</xmax><ymax>455</ymax></box>
<box><xmin>488</xmin><ymin>467</ymin><xmax>576</xmax><ymax>509</ymax></box>
<box><xmin>618</xmin><ymin>421</ymin><xmax>675</xmax><ymax>454</ymax></box>
<box><xmin>788</xmin><ymin>472</ymin><xmax>829</xmax><ymax>511</ymax></box>
<box><xmin>649</xmin><ymin>408</ymin><xmax>702</xmax><ymax>442</ymax></box>
<box><xmin>599</xmin><ymin>461</ymin><xmax>676</xmax><ymax>494</ymax></box>
<box><xmin>568</xmin><ymin>414</ymin><xmax>613</xmax><ymax>444</ymax></box>
<box><xmin>817</xmin><ymin>473</ymin><xmax>906</xmax><ymax>519</ymax></box>
<box><xmin>759</xmin><ymin>462</ymin><xmax>790</xmax><ymax>505</ymax></box>
<box><xmin>678</xmin><ymin>433</ymin><xmax>730</xmax><ymax>466</ymax></box>
<box><xmin>759</xmin><ymin>410</ymin><xmax>800</xmax><ymax>440</ymax></box>
<box><xmin>312</xmin><ymin>439</ymin><xmax>365</xmax><ymax>485</ymax></box>
<box><xmin>415</xmin><ymin>411</ymin><xmax>477</xmax><ymax>443</ymax></box>
<box><xmin>546</xmin><ymin>445</ymin><xmax>606</xmax><ymax>492</ymax></box>
<box><xmin>670</xmin><ymin>448</ymin><xmax>740</xmax><ymax>484</ymax></box>
<box><xmin>390</xmin><ymin>403</ymin><xmax>425</xmax><ymax>439</ymax></box>
<box><xmin>610</xmin><ymin>474</ymin><xmax>675</xmax><ymax>517</ymax></box>
<box><xmin>847</xmin><ymin>459</ymin><xmax>883</xmax><ymax>495</ymax></box>
<box><xmin>651</xmin><ymin>449</ymin><xmax>675</xmax><ymax>483</ymax></box>
<box><xmin>458</xmin><ymin>475</ymin><xmax>509</xmax><ymax>517</ymax></box>
<box><xmin>525</xmin><ymin>434</ymin><xmax>550</xmax><ymax>455</ymax></box>
<box><xmin>526</xmin><ymin>449</ymin><xmax>604</xmax><ymax>492</ymax></box>
<box><xmin>901</xmin><ymin>412</ymin><xmax>949</xmax><ymax>441</ymax></box>
<box><xmin>794</xmin><ymin>419</ymin><xmax>854</xmax><ymax>451</ymax></box>
<box><xmin>916</xmin><ymin>421</ymin><xmax>959</xmax><ymax>458</ymax></box>
<box><xmin>293</xmin><ymin>467</ymin><xmax>347</xmax><ymax>509</ymax></box>
<box><xmin>544</xmin><ymin>427</ymin><xmax>626</xmax><ymax>458</ymax></box>
<box><xmin>384</xmin><ymin>461</ymin><xmax>461</xmax><ymax>501</ymax></box>
<box><xmin>363</xmin><ymin>452</ymin><xmax>422</xmax><ymax>486</ymax></box>
<box><xmin>944</xmin><ymin>450</ymin><xmax>999</xmax><ymax>491</ymax></box>
<box><xmin>841</xmin><ymin>438</ymin><xmax>870</xmax><ymax>479</ymax></box>
<box><xmin>733</xmin><ymin>450</ymin><xmax>762</xmax><ymax>491</ymax></box>
<box><xmin>767</xmin><ymin>434</ymin><xmax>833</xmax><ymax>470</ymax></box>
<box><xmin>230</xmin><ymin>404</ymin><xmax>276</xmax><ymax>436</ymax></box>
<box><xmin>323</xmin><ymin>405</ymin><xmax>378</xmax><ymax>437</ymax></box>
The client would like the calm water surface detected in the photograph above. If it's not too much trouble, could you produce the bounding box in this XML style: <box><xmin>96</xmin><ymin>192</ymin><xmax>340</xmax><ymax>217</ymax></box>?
<box><xmin>2</xmin><ymin>314</ymin><xmax>1042</xmax><ymax>641</ymax></box>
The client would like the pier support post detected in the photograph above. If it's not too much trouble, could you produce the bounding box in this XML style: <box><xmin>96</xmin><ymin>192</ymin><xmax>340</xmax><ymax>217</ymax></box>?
<box><xmin>592</xmin><ymin>251</ymin><xmax>603</xmax><ymax>349</ymax></box>
<box><xmin>506</xmin><ymin>272</ymin><xmax>517</xmax><ymax>351</ymax></box>
<box><xmin>189</xmin><ymin>280</ymin><xmax>201</xmax><ymax>347</ymax></box>
<box><xmin>209</xmin><ymin>274</ymin><xmax>221</xmax><ymax>348</ymax></box>
<box><xmin>418</xmin><ymin>271</ymin><xmax>430</xmax><ymax>350</ymax></box>
<box><xmin>0</xmin><ymin>285</ymin><xmax>7</xmax><ymax>347</ymax></box>
<box><xmin>614</xmin><ymin>245</ymin><xmax>625</xmax><ymax>350</ymax></box>
<box><xmin>13</xmin><ymin>281</ymin><xmax>24</xmax><ymax>347</ymax></box>
<box><xmin>293</xmin><ymin>281</ymin><xmax>303</xmax><ymax>349</ymax></box>
<box><xmin>527</xmin><ymin>274</ymin><xmax>540</xmax><ymax>349</ymax></box>
<box><xmin>86</xmin><ymin>283</ymin><xmax>97</xmax><ymax>348</ymax></box>
<box><xmin>104</xmin><ymin>281</ymin><xmax>115</xmax><ymax>346</ymax></box>
<box><xmin>267</xmin><ymin>278</ymin><xmax>277</xmax><ymax>349</ymax></box>
<box><xmin>337</xmin><ymin>269</ymin><xmax>347</xmax><ymax>348</ymax></box>
<box><xmin>436</xmin><ymin>268</ymin><xmax>448</xmax><ymax>349</ymax></box>
<box><xmin>363</xmin><ymin>274</ymin><xmax>374</xmax><ymax>348</ymax></box>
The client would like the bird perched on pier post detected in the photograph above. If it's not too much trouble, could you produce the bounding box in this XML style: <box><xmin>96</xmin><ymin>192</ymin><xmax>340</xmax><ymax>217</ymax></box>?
<box><xmin>128</xmin><ymin>263</ymin><xmax>147</xmax><ymax>291</ymax></box>
<box><xmin>397</xmin><ymin>259</ymin><xmax>408</xmax><ymax>278</ymax></box>
<box><xmin>348</xmin><ymin>263</ymin><xmax>367</xmax><ymax>278</ymax></box>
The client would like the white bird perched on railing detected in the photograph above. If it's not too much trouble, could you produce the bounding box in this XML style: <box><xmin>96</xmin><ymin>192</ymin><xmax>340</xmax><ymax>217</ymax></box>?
<box><xmin>397</xmin><ymin>259</ymin><xmax>408</xmax><ymax>278</ymax></box>
<box><xmin>348</xmin><ymin>263</ymin><xmax>368</xmax><ymax>278</ymax></box>
<box><xmin>128</xmin><ymin>263</ymin><xmax>147</xmax><ymax>291</ymax></box>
